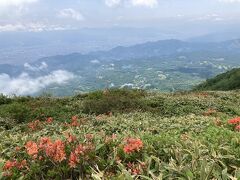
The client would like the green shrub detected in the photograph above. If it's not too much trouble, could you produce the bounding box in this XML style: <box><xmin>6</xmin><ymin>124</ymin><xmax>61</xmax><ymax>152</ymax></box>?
<box><xmin>0</xmin><ymin>94</ymin><xmax>11</xmax><ymax>105</ymax></box>
<box><xmin>0</xmin><ymin>102</ymin><xmax>31</xmax><ymax>123</ymax></box>
<box><xmin>80</xmin><ymin>89</ymin><xmax>146</xmax><ymax>114</ymax></box>
<box><xmin>0</xmin><ymin>117</ymin><xmax>16</xmax><ymax>130</ymax></box>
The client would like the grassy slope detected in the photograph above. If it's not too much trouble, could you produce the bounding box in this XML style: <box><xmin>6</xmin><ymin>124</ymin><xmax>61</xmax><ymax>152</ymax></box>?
<box><xmin>194</xmin><ymin>68</ymin><xmax>240</xmax><ymax>91</ymax></box>
<box><xmin>0</xmin><ymin>89</ymin><xmax>240</xmax><ymax>179</ymax></box>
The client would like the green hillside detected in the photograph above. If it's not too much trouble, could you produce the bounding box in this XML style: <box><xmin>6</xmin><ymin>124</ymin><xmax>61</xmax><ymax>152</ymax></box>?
<box><xmin>194</xmin><ymin>68</ymin><xmax>240</xmax><ymax>91</ymax></box>
<box><xmin>0</xmin><ymin>89</ymin><xmax>240</xmax><ymax>179</ymax></box>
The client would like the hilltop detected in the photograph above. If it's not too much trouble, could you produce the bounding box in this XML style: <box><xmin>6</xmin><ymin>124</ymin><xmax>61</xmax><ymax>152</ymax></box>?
<box><xmin>194</xmin><ymin>68</ymin><xmax>240</xmax><ymax>91</ymax></box>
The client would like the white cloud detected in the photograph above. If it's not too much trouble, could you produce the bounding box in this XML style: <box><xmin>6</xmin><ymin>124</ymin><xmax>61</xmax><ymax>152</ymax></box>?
<box><xmin>58</xmin><ymin>8</ymin><xmax>84</xmax><ymax>21</ymax></box>
<box><xmin>105</xmin><ymin>0</ymin><xmax>121</xmax><ymax>7</ymax></box>
<box><xmin>105</xmin><ymin>0</ymin><xmax>158</xmax><ymax>7</ymax></box>
<box><xmin>90</xmin><ymin>59</ymin><xmax>100</xmax><ymax>64</ymax></box>
<box><xmin>24</xmin><ymin>62</ymin><xmax>48</xmax><ymax>71</ymax></box>
<box><xmin>131</xmin><ymin>0</ymin><xmax>158</xmax><ymax>7</ymax></box>
<box><xmin>192</xmin><ymin>14</ymin><xmax>224</xmax><ymax>22</ymax></box>
<box><xmin>0</xmin><ymin>0</ymin><xmax>38</xmax><ymax>8</ymax></box>
<box><xmin>0</xmin><ymin>70</ymin><xmax>75</xmax><ymax>95</ymax></box>
<box><xmin>218</xmin><ymin>0</ymin><xmax>240</xmax><ymax>2</ymax></box>
<box><xmin>0</xmin><ymin>23</ymin><xmax>70</xmax><ymax>32</ymax></box>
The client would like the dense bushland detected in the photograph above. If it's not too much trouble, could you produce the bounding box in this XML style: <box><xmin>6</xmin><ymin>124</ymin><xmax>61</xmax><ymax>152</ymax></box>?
<box><xmin>0</xmin><ymin>89</ymin><xmax>240</xmax><ymax>179</ymax></box>
<box><xmin>0</xmin><ymin>89</ymin><xmax>240</xmax><ymax>126</ymax></box>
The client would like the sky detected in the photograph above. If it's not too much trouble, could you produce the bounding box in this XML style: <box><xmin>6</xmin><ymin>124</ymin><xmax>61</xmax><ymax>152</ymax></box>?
<box><xmin>0</xmin><ymin>0</ymin><xmax>240</xmax><ymax>32</ymax></box>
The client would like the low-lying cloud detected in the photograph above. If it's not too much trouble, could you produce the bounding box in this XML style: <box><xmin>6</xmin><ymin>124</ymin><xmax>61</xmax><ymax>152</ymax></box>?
<box><xmin>0</xmin><ymin>23</ymin><xmax>70</xmax><ymax>32</ymax></box>
<box><xmin>0</xmin><ymin>70</ymin><xmax>75</xmax><ymax>96</ymax></box>
<box><xmin>24</xmin><ymin>62</ymin><xmax>48</xmax><ymax>71</ymax></box>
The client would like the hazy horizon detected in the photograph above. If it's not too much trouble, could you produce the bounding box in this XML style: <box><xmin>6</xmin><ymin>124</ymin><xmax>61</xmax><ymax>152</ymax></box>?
<box><xmin>1</xmin><ymin>0</ymin><xmax>240</xmax><ymax>32</ymax></box>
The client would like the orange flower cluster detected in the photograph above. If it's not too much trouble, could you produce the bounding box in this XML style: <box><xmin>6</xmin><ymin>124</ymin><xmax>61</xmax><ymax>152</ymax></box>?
<box><xmin>68</xmin><ymin>143</ymin><xmax>94</xmax><ymax>168</ymax></box>
<box><xmin>235</xmin><ymin>125</ymin><xmax>240</xmax><ymax>131</ymax></box>
<box><xmin>25</xmin><ymin>138</ymin><xmax>66</xmax><ymax>162</ymax></box>
<box><xmin>127</xmin><ymin>162</ymin><xmax>145</xmax><ymax>175</ymax></box>
<box><xmin>69</xmin><ymin>116</ymin><xmax>80</xmax><ymax>127</ymax></box>
<box><xmin>3</xmin><ymin>160</ymin><xmax>27</xmax><ymax>171</ymax></box>
<box><xmin>65</xmin><ymin>133</ymin><xmax>77</xmax><ymax>143</ymax></box>
<box><xmin>228</xmin><ymin>117</ymin><xmax>240</xmax><ymax>131</ymax></box>
<box><xmin>196</xmin><ymin>92</ymin><xmax>208</xmax><ymax>98</ymax></box>
<box><xmin>28</xmin><ymin>117</ymin><xmax>53</xmax><ymax>130</ymax></box>
<box><xmin>46</xmin><ymin>117</ymin><xmax>53</xmax><ymax>124</ymax></box>
<box><xmin>69</xmin><ymin>152</ymin><xmax>79</xmax><ymax>168</ymax></box>
<box><xmin>123</xmin><ymin>138</ymin><xmax>143</xmax><ymax>154</ymax></box>
<box><xmin>3</xmin><ymin>160</ymin><xmax>17</xmax><ymax>171</ymax></box>
<box><xmin>25</xmin><ymin>141</ymin><xmax>38</xmax><ymax>156</ymax></box>
<box><xmin>28</xmin><ymin>120</ymin><xmax>41</xmax><ymax>130</ymax></box>
<box><xmin>228</xmin><ymin>117</ymin><xmax>240</xmax><ymax>124</ymax></box>
<box><xmin>45</xmin><ymin>140</ymin><xmax>66</xmax><ymax>162</ymax></box>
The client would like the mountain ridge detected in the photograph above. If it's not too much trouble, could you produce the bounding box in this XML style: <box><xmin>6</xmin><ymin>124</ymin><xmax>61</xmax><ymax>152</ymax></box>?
<box><xmin>194</xmin><ymin>68</ymin><xmax>240</xmax><ymax>91</ymax></box>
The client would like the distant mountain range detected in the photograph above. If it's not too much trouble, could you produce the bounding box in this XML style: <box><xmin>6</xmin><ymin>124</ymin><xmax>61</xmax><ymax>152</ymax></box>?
<box><xmin>0</xmin><ymin>28</ymin><xmax>180</xmax><ymax>65</ymax></box>
<box><xmin>4</xmin><ymin>38</ymin><xmax>240</xmax><ymax>73</ymax></box>
<box><xmin>0</xmin><ymin>39</ymin><xmax>240</xmax><ymax>95</ymax></box>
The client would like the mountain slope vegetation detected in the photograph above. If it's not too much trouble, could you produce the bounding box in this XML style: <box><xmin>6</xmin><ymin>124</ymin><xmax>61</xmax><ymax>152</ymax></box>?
<box><xmin>0</xmin><ymin>89</ymin><xmax>240</xmax><ymax>179</ymax></box>
<box><xmin>195</xmin><ymin>68</ymin><xmax>240</xmax><ymax>91</ymax></box>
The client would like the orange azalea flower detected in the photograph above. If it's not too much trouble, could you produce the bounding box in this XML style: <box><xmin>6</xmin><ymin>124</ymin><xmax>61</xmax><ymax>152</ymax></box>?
<box><xmin>45</xmin><ymin>139</ymin><xmax>66</xmax><ymax>162</ymax></box>
<box><xmin>25</xmin><ymin>141</ymin><xmax>38</xmax><ymax>156</ymax></box>
<box><xmin>39</xmin><ymin>156</ymin><xmax>44</xmax><ymax>161</ymax></box>
<box><xmin>74</xmin><ymin>143</ymin><xmax>94</xmax><ymax>156</ymax></box>
<box><xmin>39</xmin><ymin>137</ymin><xmax>52</xmax><ymax>149</ymax></box>
<box><xmin>3</xmin><ymin>160</ymin><xmax>17</xmax><ymax>170</ymax></box>
<box><xmin>74</xmin><ymin>144</ymin><xmax>86</xmax><ymax>155</ymax></box>
<box><xmin>127</xmin><ymin>162</ymin><xmax>142</xmax><ymax>175</ymax></box>
<box><xmin>132</xmin><ymin>168</ymin><xmax>141</xmax><ymax>175</ymax></box>
<box><xmin>46</xmin><ymin>117</ymin><xmax>53</xmax><ymax>124</ymax></box>
<box><xmin>196</xmin><ymin>92</ymin><xmax>208</xmax><ymax>97</ymax></box>
<box><xmin>72</xmin><ymin>116</ymin><xmax>78</xmax><ymax>121</ymax></box>
<box><xmin>3</xmin><ymin>159</ymin><xmax>27</xmax><ymax>171</ymax></box>
<box><xmin>112</xmin><ymin>134</ymin><xmax>117</xmax><ymax>140</ymax></box>
<box><xmin>3</xmin><ymin>172</ymin><xmax>13</xmax><ymax>177</ymax></box>
<box><xmin>66</xmin><ymin>133</ymin><xmax>77</xmax><ymax>143</ymax></box>
<box><xmin>123</xmin><ymin>138</ymin><xmax>143</xmax><ymax>154</ymax></box>
<box><xmin>17</xmin><ymin>160</ymin><xmax>27</xmax><ymax>169</ymax></box>
<box><xmin>28</xmin><ymin>120</ymin><xmax>41</xmax><ymax>130</ymax></box>
<box><xmin>235</xmin><ymin>125</ymin><xmax>240</xmax><ymax>131</ymax></box>
<box><xmin>68</xmin><ymin>152</ymin><xmax>79</xmax><ymax>168</ymax></box>
<box><xmin>15</xmin><ymin>146</ymin><xmax>21</xmax><ymax>151</ymax></box>
<box><xmin>70</xmin><ymin>116</ymin><xmax>80</xmax><ymax>127</ymax></box>
<box><xmin>228</xmin><ymin>117</ymin><xmax>240</xmax><ymax>124</ymax></box>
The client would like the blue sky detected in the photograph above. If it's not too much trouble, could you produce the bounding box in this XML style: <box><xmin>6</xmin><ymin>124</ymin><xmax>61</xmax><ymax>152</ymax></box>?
<box><xmin>0</xmin><ymin>0</ymin><xmax>240</xmax><ymax>32</ymax></box>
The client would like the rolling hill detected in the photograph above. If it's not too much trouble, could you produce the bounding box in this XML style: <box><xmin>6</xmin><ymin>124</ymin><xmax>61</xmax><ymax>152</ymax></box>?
<box><xmin>194</xmin><ymin>68</ymin><xmax>240</xmax><ymax>91</ymax></box>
